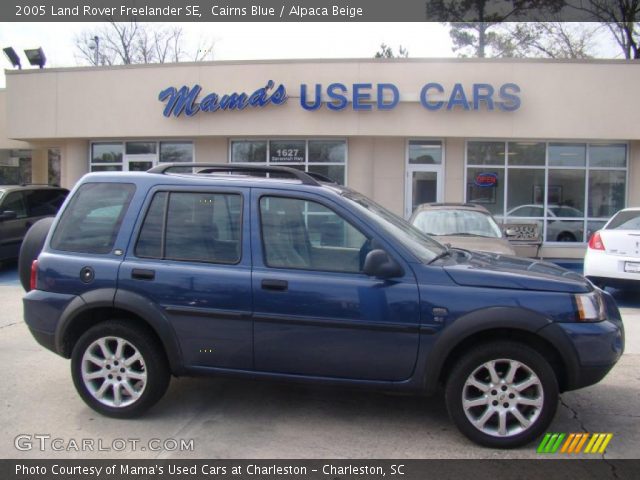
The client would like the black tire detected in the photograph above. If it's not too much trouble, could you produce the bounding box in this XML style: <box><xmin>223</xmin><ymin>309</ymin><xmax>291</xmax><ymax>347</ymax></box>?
<box><xmin>556</xmin><ymin>232</ymin><xmax>576</xmax><ymax>242</ymax></box>
<box><xmin>71</xmin><ymin>321</ymin><xmax>170</xmax><ymax>418</ymax></box>
<box><xmin>18</xmin><ymin>216</ymin><xmax>55</xmax><ymax>291</ymax></box>
<box><xmin>445</xmin><ymin>341</ymin><xmax>559</xmax><ymax>448</ymax></box>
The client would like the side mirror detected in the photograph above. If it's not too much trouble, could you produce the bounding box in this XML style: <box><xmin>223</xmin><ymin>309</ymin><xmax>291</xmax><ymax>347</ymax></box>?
<box><xmin>0</xmin><ymin>210</ymin><xmax>17</xmax><ymax>221</ymax></box>
<box><xmin>363</xmin><ymin>249</ymin><xmax>404</xmax><ymax>279</ymax></box>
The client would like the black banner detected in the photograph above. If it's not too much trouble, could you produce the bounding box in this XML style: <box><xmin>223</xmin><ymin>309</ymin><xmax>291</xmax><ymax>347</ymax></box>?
<box><xmin>3</xmin><ymin>460</ymin><xmax>640</xmax><ymax>480</ymax></box>
<box><xmin>3</xmin><ymin>0</ymin><xmax>627</xmax><ymax>22</ymax></box>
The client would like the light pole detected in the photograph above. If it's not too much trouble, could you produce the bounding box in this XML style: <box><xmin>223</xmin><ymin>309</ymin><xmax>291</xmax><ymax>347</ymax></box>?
<box><xmin>89</xmin><ymin>36</ymin><xmax>100</xmax><ymax>65</ymax></box>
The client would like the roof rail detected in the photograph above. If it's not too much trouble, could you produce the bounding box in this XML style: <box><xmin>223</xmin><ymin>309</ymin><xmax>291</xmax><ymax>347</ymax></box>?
<box><xmin>147</xmin><ymin>163</ymin><xmax>321</xmax><ymax>186</ymax></box>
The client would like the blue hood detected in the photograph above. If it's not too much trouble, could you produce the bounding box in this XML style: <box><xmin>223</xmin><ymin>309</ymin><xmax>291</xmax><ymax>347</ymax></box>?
<box><xmin>441</xmin><ymin>250</ymin><xmax>592</xmax><ymax>294</ymax></box>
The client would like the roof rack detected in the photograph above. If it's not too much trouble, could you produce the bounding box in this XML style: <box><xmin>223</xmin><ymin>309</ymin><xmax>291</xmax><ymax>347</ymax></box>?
<box><xmin>19</xmin><ymin>183</ymin><xmax>60</xmax><ymax>187</ymax></box>
<box><xmin>147</xmin><ymin>163</ymin><xmax>322</xmax><ymax>187</ymax></box>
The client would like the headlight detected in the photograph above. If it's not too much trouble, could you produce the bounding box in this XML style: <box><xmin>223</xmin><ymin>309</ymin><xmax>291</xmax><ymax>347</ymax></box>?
<box><xmin>574</xmin><ymin>291</ymin><xmax>606</xmax><ymax>322</ymax></box>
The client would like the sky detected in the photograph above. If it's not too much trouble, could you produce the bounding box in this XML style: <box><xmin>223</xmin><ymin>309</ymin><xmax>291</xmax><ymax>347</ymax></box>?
<box><xmin>0</xmin><ymin>22</ymin><xmax>622</xmax><ymax>88</ymax></box>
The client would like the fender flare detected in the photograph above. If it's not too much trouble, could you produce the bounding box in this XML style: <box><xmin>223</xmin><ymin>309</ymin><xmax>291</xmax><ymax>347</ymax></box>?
<box><xmin>422</xmin><ymin>306</ymin><xmax>577</xmax><ymax>393</ymax></box>
<box><xmin>54</xmin><ymin>288</ymin><xmax>184</xmax><ymax>375</ymax></box>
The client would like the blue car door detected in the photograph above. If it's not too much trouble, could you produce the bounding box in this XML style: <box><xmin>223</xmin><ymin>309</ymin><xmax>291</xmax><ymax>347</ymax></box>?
<box><xmin>251</xmin><ymin>188</ymin><xmax>421</xmax><ymax>381</ymax></box>
<box><xmin>118</xmin><ymin>186</ymin><xmax>253</xmax><ymax>369</ymax></box>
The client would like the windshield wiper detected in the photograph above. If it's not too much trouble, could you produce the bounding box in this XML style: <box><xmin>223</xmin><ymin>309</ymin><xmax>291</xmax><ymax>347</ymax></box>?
<box><xmin>428</xmin><ymin>245</ymin><xmax>452</xmax><ymax>265</ymax></box>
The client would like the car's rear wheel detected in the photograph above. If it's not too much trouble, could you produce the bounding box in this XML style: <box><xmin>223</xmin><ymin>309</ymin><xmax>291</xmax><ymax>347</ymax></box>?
<box><xmin>557</xmin><ymin>232</ymin><xmax>576</xmax><ymax>242</ymax></box>
<box><xmin>445</xmin><ymin>341</ymin><xmax>559</xmax><ymax>448</ymax></box>
<box><xmin>71</xmin><ymin>321</ymin><xmax>170</xmax><ymax>418</ymax></box>
<box><xmin>18</xmin><ymin>216</ymin><xmax>55</xmax><ymax>291</ymax></box>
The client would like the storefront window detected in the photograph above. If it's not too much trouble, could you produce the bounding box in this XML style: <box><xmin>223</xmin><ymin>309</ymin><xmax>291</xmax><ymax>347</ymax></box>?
<box><xmin>126</xmin><ymin>142</ymin><xmax>157</xmax><ymax>155</ymax></box>
<box><xmin>408</xmin><ymin>140</ymin><xmax>442</xmax><ymax>164</ymax></box>
<box><xmin>269</xmin><ymin>140</ymin><xmax>306</xmax><ymax>163</ymax></box>
<box><xmin>48</xmin><ymin>149</ymin><xmax>61</xmax><ymax>186</ymax></box>
<box><xmin>507</xmin><ymin>142</ymin><xmax>545</xmax><ymax>166</ymax></box>
<box><xmin>467</xmin><ymin>141</ymin><xmax>505</xmax><ymax>165</ymax></box>
<box><xmin>230</xmin><ymin>141</ymin><xmax>267</xmax><ymax>163</ymax></box>
<box><xmin>466</xmin><ymin>141</ymin><xmax>628</xmax><ymax>244</ymax></box>
<box><xmin>506</xmin><ymin>169</ymin><xmax>545</xmax><ymax>213</ymax></box>
<box><xmin>160</xmin><ymin>142</ymin><xmax>193</xmax><ymax>163</ymax></box>
<box><xmin>589</xmin><ymin>144</ymin><xmax>626</xmax><ymax>168</ymax></box>
<box><xmin>0</xmin><ymin>150</ymin><xmax>32</xmax><ymax>185</ymax></box>
<box><xmin>92</xmin><ymin>143</ymin><xmax>123</xmax><ymax>164</ymax></box>
<box><xmin>309</xmin><ymin>140</ymin><xmax>346</xmax><ymax>163</ymax></box>
<box><xmin>90</xmin><ymin>141</ymin><xmax>193</xmax><ymax>172</ymax></box>
<box><xmin>549</xmin><ymin>143</ymin><xmax>586</xmax><ymax>167</ymax></box>
<box><xmin>588</xmin><ymin>170</ymin><xmax>625</xmax><ymax>218</ymax></box>
<box><xmin>466</xmin><ymin>168</ymin><xmax>505</xmax><ymax>216</ymax></box>
<box><xmin>230</xmin><ymin>139</ymin><xmax>346</xmax><ymax>184</ymax></box>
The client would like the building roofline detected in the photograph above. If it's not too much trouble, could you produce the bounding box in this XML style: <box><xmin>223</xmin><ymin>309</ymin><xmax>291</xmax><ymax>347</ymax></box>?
<box><xmin>4</xmin><ymin>56</ymin><xmax>639</xmax><ymax>76</ymax></box>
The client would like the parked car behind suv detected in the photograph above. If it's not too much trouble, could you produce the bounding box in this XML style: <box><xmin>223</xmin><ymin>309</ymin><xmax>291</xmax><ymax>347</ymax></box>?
<box><xmin>409</xmin><ymin>203</ymin><xmax>516</xmax><ymax>255</ymax></box>
<box><xmin>584</xmin><ymin>207</ymin><xmax>640</xmax><ymax>290</ymax></box>
<box><xmin>22</xmin><ymin>165</ymin><xmax>624</xmax><ymax>449</ymax></box>
<box><xmin>0</xmin><ymin>184</ymin><xmax>68</xmax><ymax>262</ymax></box>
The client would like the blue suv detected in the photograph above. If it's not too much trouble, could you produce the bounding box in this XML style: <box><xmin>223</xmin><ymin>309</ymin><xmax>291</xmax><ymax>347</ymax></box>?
<box><xmin>22</xmin><ymin>164</ymin><xmax>624</xmax><ymax>448</ymax></box>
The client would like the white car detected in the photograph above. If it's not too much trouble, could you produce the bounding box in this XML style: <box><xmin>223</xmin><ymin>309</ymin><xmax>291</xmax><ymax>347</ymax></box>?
<box><xmin>584</xmin><ymin>207</ymin><xmax>640</xmax><ymax>290</ymax></box>
<box><xmin>506</xmin><ymin>204</ymin><xmax>584</xmax><ymax>242</ymax></box>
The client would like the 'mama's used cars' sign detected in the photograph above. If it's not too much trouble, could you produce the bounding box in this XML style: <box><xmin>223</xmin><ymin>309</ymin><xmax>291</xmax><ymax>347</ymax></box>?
<box><xmin>159</xmin><ymin>81</ymin><xmax>521</xmax><ymax>117</ymax></box>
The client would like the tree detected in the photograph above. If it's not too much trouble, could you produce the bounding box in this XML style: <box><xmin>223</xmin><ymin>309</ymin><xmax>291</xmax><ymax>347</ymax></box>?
<box><xmin>572</xmin><ymin>1</ymin><xmax>640</xmax><ymax>59</ymax></box>
<box><xmin>374</xmin><ymin>43</ymin><xmax>409</xmax><ymax>58</ymax></box>
<box><xmin>75</xmin><ymin>22</ymin><xmax>215</xmax><ymax>66</ymax></box>
<box><xmin>431</xmin><ymin>0</ymin><xmax>565</xmax><ymax>57</ymax></box>
<box><xmin>501</xmin><ymin>22</ymin><xmax>598</xmax><ymax>58</ymax></box>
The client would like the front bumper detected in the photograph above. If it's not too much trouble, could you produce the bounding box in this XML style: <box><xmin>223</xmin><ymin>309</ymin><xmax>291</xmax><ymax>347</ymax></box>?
<box><xmin>538</xmin><ymin>292</ymin><xmax>624</xmax><ymax>391</ymax></box>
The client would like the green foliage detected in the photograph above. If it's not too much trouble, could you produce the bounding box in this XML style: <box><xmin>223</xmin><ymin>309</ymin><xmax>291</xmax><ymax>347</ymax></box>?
<box><xmin>374</xmin><ymin>43</ymin><xmax>409</xmax><ymax>59</ymax></box>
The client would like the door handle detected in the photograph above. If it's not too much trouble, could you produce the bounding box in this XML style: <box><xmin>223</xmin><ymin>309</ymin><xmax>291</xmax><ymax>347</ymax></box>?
<box><xmin>261</xmin><ymin>279</ymin><xmax>288</xmax><ymax>291</ymax></box>
<box><xmin>131</xmin><ymin>268</ymin><xmax>155</xmax><ymax>281</ymax></box>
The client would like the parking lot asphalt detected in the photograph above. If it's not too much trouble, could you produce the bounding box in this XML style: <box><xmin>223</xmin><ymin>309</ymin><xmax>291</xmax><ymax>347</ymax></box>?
<box><xmin>1</xmin><ymin>263</ymin><xmax>638</xmax><ymax>460</ymax></box>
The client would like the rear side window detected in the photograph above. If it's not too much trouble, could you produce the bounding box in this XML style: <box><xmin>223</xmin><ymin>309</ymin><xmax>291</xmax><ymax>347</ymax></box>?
<box><xmin>24</xmin><ymin>189</ymin><xmax>68</xmax><ymax>217</ymax></box>
<box><xmin>135</xmin><ymin>191</ymin><xmax>242</xmax><ymax>264</ymax></box>
<box><xmin>606</xmin><ymin>210</ymin><xmax>640</xmax><ymax>230</ymax></box>
<box><xmin>50</xmin><ymin>183</ymin><xmax>135</xmax><ymax>254</ymax></box>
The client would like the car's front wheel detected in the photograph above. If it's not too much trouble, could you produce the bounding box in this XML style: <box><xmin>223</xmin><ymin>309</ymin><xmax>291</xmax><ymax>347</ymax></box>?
<box><xmin>71</xmin><ymin>321</ymin><xmax>170</xmax><ymax>418</ymax></box>
<box><xmin>445</xmin><ymin>341</ymin><xmax>559</xmax><ymax>448</ymax></box>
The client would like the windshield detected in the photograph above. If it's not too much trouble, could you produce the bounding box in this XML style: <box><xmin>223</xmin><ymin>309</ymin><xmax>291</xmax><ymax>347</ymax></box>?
<box><xmin>340</xmin><ymin>190</ymin><xmax>445</xmax><ymax>263</ymax></box>
<box><xmin>412</xmin><ymin>209</ymin><xmax>502</xmax><ymax>238</ymax></box>
<box><xmin>606</xmin><ymin>210</ymin><xmax>640</xmax><ymax>230</ymax></box>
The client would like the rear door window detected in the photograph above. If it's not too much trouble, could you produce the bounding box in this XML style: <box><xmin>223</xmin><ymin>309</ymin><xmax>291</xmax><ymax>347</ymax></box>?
<box><xmin>135</xmin><ymin>191</ymin><xmax>243</xmax><ymax>264</ymax></box>
<box><xmin>50</xmin><ymin>183</ymin><xmax>135</xmax><ymax>254</ymax></box>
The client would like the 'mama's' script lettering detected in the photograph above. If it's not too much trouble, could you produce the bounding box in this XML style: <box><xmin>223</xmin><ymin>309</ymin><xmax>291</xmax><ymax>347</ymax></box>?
<box><xmin>159</xmin><ymin>81</ymin><xmax>287</xmax><ymax>117</ymax></box>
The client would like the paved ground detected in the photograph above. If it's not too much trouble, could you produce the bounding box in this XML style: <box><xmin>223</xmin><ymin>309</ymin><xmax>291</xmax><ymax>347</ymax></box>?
<box><xmin>0</xmin><ymin>263</ymin><xmax>638</xmax><ymax>460</ymax></box>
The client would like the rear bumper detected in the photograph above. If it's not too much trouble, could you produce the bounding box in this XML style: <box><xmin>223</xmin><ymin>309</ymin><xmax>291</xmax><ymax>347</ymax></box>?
<box><xmin>23</xmin><ymin>289</ymin><xmax>77</xmax><ymax>356</ymax></box>
<box><xmin>28</xmin><ymin>326</ymin><xmax>56</xmax><ymax>353</ymax></box>
<box><xmin>584</xmin><ymin>250</ymin><xmax>640</xmax><ymax>284</ymax></box>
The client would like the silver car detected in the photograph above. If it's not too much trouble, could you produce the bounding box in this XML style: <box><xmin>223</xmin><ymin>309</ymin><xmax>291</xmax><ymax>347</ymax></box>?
<box><xmin>409</xmin><ymin>203</ymin><xmax>516</xmax><ymax>255</ymax></box>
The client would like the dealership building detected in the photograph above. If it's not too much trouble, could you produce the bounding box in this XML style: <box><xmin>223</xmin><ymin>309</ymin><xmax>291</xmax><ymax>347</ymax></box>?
<box><xmin>1</xmin><ymin>58</ymin><xmax>638</xmax><ymax>258</ymax></box>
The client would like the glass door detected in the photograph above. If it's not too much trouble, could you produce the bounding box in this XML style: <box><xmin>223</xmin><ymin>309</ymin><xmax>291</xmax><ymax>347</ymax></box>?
<box><xmin>405</xmin><ymin>140</ymin><xmax>444</xmax><ymax>218</ymax></box>
<box><xmin>406</xmin><ymin>169</ymin><xmax>442</xmax><ymax>218</ymax></box>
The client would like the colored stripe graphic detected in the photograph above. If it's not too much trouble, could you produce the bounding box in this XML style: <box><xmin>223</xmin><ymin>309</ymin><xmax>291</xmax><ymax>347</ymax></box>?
<box><xmin>537</xmin><ymin>433</ymin><xmax>565</xmax><ymax>453</ymax></box>
<box><xmin>539</xmin><ymin>433</ymin><xmax>613</xmax><ymax>454</ymax></box>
